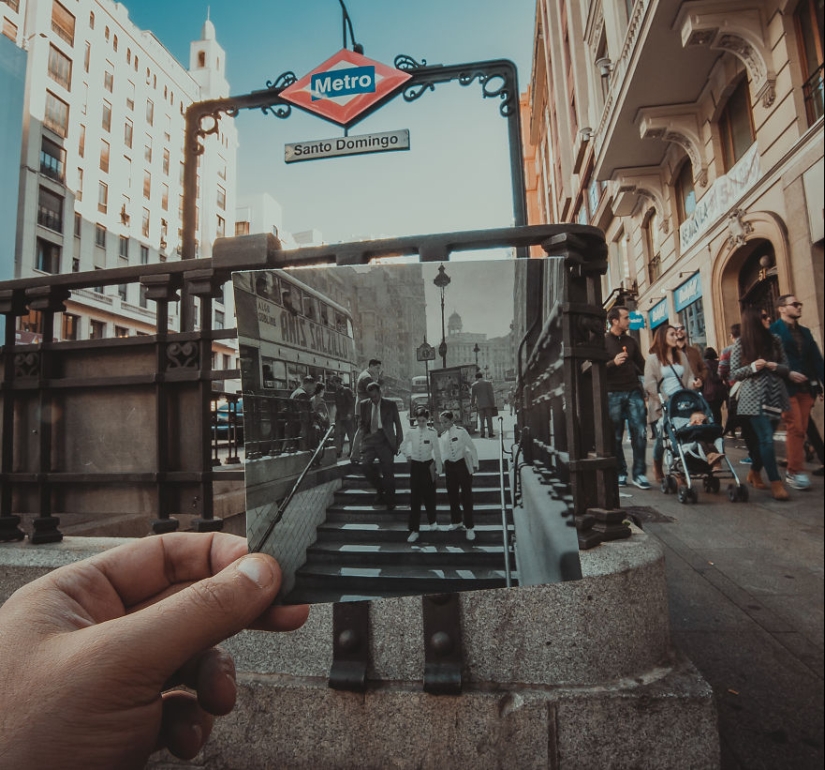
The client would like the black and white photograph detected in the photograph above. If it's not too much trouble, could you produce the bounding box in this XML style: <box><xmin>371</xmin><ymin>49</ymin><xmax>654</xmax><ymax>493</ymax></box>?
<box><xmin>233</xmin><ymin>258</ymin><xmax>582</xmax><ymax>604</ymax></box>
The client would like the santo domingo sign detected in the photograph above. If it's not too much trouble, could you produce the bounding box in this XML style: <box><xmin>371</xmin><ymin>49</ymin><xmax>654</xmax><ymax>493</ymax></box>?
<box><xmin>280</xmin><ymin>49</ymin><xmax>412</xmax><ymax>126</ymax></box>
<box><xmin>285</xmin><ymin>129</ymin><xmax>410</xmax><ymax>163</ymax></box>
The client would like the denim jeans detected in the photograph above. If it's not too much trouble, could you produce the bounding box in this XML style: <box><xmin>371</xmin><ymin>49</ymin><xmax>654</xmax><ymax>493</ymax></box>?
<box><xmin>608</xmin><ymin>390</ymin><xmax>647</xmax><ymax>478</ymax></box>
<box><xmin>748</xmin><ymin>415</ymin><xmax>781</xmax><ymax>482</ymax></box>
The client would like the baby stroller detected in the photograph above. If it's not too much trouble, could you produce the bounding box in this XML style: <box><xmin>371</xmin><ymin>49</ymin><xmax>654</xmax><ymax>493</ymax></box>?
<box><xmin>659</xmin><ymin>389</ymin><xmax>747</xmax><ymax>504</ymax></box>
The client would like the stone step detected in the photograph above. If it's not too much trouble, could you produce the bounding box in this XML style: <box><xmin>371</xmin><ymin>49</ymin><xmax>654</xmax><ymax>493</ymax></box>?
<box><xmin>323</xmin><ymin>504</ymin><xmax>513</xmax><ymax>524</ymax></box>
<box><xmin>316</xmin><ymin>521</ymin><xmax>513</xmax><ymax>544</ymax></box>
<box><xmin>290</xmin><ymin>562</ymin><xmax>512</xmax><ymax>596</ymax></box>
<box><xmin>334</xmin><ymin>486</ymin><xmax>511</xmax><ymax>505</ymax></box>
<box><xmin>305</xmin><ymin>538</ymin><xmax>510</xmax><ymax>567</ymax></box>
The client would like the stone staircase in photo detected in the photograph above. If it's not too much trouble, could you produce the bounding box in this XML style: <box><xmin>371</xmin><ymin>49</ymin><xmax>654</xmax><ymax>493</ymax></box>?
<box><xmin>284</xmin><ymin>458</ymin><xmax>517</xmax><ymax>603</ymax></box>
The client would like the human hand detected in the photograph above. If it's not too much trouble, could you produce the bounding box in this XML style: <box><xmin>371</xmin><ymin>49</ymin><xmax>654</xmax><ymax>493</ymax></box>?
<box><xmin>692</xmin><ymin>378</ymin><xmax>702</xmax><ymax>389</ymax></box>
<box><xmin>752</xmin><ymin>358</ymin><xmax>767</xmax><ymax>371</ymax></box>
<box><xmin>613</xmin><ymin>351</ymin><xmax>628</xmax><ymax>366</ymax></box>
<box><xmin>789</xmin><ymin>370</ymin><xmax>808</xmax><ymax>383</ymax></box>
<box><xmin>0</xmin><ymin>533</ymin><xmax>309</xmax><ymax>770</ymax></box>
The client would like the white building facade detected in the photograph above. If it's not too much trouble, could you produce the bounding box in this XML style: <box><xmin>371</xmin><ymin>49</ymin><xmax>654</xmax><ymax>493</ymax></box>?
<box><xmin>1</xmin><ymin>0</ymin><xmax>238</xmax><ymax>355</ymax></box>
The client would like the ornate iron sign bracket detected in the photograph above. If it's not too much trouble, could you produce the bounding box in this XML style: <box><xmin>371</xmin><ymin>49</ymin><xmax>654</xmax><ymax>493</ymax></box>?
<box><xmin>180</xmin><ymin>57</ymin><xmax>527</xmax><ymax>329</ymax></box>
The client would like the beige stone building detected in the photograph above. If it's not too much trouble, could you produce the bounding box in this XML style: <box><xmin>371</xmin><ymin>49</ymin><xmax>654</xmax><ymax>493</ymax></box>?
<box><xmin>522</xmin><ymin>0</ymin><xmax>823</xmax><ymax>365</ymax></box>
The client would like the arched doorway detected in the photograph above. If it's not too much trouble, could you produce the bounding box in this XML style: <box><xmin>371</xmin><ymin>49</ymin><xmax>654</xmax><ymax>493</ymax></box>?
<box><xmin>736</xmin><ymin>239</ymin><xmax>779</xmax><ymax>315</ymax></box>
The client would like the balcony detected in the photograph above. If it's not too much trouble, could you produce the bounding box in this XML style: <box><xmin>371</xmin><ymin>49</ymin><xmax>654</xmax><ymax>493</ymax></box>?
<box><xmin>39</xmin><ymin>151</ymin><xmax>65</xmax><ymax>183</ymax></box>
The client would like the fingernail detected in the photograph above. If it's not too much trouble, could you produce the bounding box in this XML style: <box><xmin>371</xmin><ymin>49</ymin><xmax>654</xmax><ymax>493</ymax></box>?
<box><xmin>236</xmin><ymin>556</ymin><xmax>272</xmax><ymax>588</ymax></box>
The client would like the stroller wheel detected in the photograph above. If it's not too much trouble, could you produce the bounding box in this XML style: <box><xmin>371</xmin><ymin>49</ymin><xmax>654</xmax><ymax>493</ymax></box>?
<box><xmin>706</xmin><ymin>476</ymin><xmax>720</xmax><ymax>494</ymax></box>
<box><xmin>678</xmin><ymin>485</ymin><xmax>698</xmax><ymax>504</ymax></box>
<box><xmin>667</xmin><ymin>476</ymin><xmax>678</xmax><ymax>494</ymax></box>
<box><xmin>727</xmin><ymin>484</ymin><xmax>737</xmax><ymax>502</ymax></box>
<box><xmin>737</xmin><ymin>484</ymin><xmax>749</xmax><ymax>502</ymax></box>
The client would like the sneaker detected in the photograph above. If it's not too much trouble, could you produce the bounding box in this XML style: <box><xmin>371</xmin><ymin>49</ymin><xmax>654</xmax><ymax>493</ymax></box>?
<box><xmin>739</xmin><ymin>456</ymin><xmax>753</xmax><ymax>465</ymax></box>
<box><xmin>448</xmin><ymin>523</ymin><xmax>461</xmax><ymax>531</ymax></box>
<box><xmin>407</xmin><ymin>531</ymin><xmax>419</xmax><ymax>543</ymax></box>
<box><xmin>632</xmin><ymin>475</ymin><xmax>651</xmax><ymax>490</ymax></box>
<box><xmin>420</xmin><ymin>523</ymin><xmax>432</xmax><ymax>532</ymax></box>
<box><xmin>466</xmin><ymin>528</ymin><xmax>476</xmax><ymax>542</ymax></box>
<box><xmin>618</xmin><ymin>475</ymin><xmax>628</xmax><ymax>487</ymax></box>
<box><xmin>785</xmin><ymin>472</ymin><xmax>812</xmax><ymax>491</ymax></box>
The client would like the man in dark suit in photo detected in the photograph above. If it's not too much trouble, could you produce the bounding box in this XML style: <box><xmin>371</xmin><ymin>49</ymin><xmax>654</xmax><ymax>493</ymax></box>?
<box><xmin>358</xmin><ymin>381</ymin><xmax>404</xmax><ymax>510</ymax></box>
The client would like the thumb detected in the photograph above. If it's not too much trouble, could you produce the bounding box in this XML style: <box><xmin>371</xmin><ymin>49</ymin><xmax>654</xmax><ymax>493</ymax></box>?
<box><xmin>105</xmin><ymin>554</ymin><xmax>282</xmax><ymax>680</ymax></box>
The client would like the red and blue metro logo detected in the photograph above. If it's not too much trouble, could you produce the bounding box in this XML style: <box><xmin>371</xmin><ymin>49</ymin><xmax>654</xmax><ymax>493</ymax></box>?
<box><xmin>279</xmin><ymin>49</ymin><xmax>412</xmax><ymax>126</ymax></box>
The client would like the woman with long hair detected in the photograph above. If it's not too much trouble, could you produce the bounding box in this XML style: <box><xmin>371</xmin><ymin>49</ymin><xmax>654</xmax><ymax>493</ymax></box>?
<box><xmin>730</xmin><ymin>306</ymin><xmax>792</xmax><ymax>499</ymax></box>
<box><xmin>644</xmin><ymin>324</ymin><xmax>700</xmax><ymax>481</ymax></box>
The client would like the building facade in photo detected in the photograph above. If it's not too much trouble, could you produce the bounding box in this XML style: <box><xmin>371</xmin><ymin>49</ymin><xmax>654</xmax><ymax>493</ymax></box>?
<box><xmin>523</xmin><ymin>0</ymin><xmax>823</xmax><ymax>365</ymax></box>
<box><xmin>1</xmin><ymin>0</ymin><xmax>239</xmax><ymax>373</ymax></box>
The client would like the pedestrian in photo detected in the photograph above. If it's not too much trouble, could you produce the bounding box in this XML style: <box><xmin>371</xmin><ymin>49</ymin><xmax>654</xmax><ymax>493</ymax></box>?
<box><xmin>358</xmin><ymin>381</ymin><xmax>403</xmax><ymax>510</ymax></box>
<box><xmin>730</xmin><ymin>307</ymin><xmax>793</xmax><ymax>500</ymax></box>
<box><xmin>770</xmin><ymin>294</ymin><xmax>824</xmax><ymax>491</ymax></box>
<box><xmin>439</xmin><ymin>410</ymin><xmax>479</xmax><ymax>542</ymax></box>
<box><xmin>644</xmin><ymin>324</ymin><xmax>699</xmax><ymax>481</ymax></box>
<box><xmin>470</xmin><ymin>370</ymin><xmax>497</xmax><ymax>438</ymax></box>
<box><xmin>333</xmin><ymin>377</ymin><xmax>356</xmax><ymax>459</ymax></box>
<box><xmin>350</xmin><ymin>358</ymin><xmax>383</xmax><ymax>463</ymax></box>
<box><xmin>604</xmin><ymin>306</ymin><xmax>649</xmax><ymax>489</ymax></box>
<box><xmin>310</xmin><ymin>382</ymin><xmax>330</xmax><ymax>450</ymax></box>
<box><xmin>401</xmin><ymin>406</ymin><xmax>443</xmax><ymax>543</ymax></box>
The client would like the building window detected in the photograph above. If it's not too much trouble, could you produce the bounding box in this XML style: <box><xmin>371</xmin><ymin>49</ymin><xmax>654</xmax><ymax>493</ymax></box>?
<box><xmin>3</xmin><ymin>18</ymin><xmax>18</xmax><ymax>42</ymax></box>
<box><xmin>89</xmin><ymin>320</ymin><xmax>106</xmax><ymax>340</ymax></box>
<box><xmin>643</xmin><ymin>208</ymin><xmax>661</xmax><ymax>284</ymax></box>
<box><xmin>103</xmin><ymin>68</ymin><xmax>113</xmax><ymax>92</ymax></box>
<box><xmin>47</xmin><ymin>44</ymin><xmax>72</xmax><ymax>89</ymax></box>
<box><xmin>89</xmin><ymin>11</ymin><xmax>94</xmax><ymax>29</ymax></box>
<box><xmin>162</xmin><ymin>148</ymin><xmax>170</xmax><ymax>175</ymax></box>
<box><xmin>216</xmin><ymin>215</ymin><xmax>225</xmax><ymax>238</ymax></box>
<box><xmin>74</xmin><ymin>211</ymin><xmax>81</xmax><ymax>238</ymax></box>
<box><xmin>795</xmin><ymin>0</ymin><xmax>825</xmax><ymax>125</ymax></box>
<box><xmin>95</xmin><ymin>223</ymin><xmax>106</xmax><ymax>248</ymax></box>
<box><xmin>40</xmin><ymin>136</ymin><xmax>65</xmax><ymax>182</ymax></box>
<box><xmin>143</xmin><ymin>171</ymin><xmax>151</xmax><ymax>199</ymax></box>
<box><xmin>36</xmin><ymin>237</ymin><xmax>61</xmax><ymax>273</ymax></box>
<box><xmin>72</xmin><ymin>257</ymin><xmax>79</xmax><ymax>272</ymax></box>
<box><xmin>38</xmin><ymin>187</ymin><xmax>63</xmax><ymax>231</ymax></box>
<box><xmin>675</xmin><ymin>160</ymin><xmax>696</xmax><ymax>222</ymax></box>
<box><xmin>144</xmin><ymin>137</ymin><xmax>152</xmax><ymax>164</ymax></box>
<box><xmin>51</xmin><ymin>1</ymin><xmax>75</xmax><ymax>46</ymax></box>
<box><xmin>126</xmin><ymin>81</ymin><xmax>135</xmax><ymax>111</ymax></box>
<box><xmin>215</xmin><ymin>310</ymin><xmax>225</xmax><ymax>330</ymax></box>
<box><xmin>141</xmin><ymin>208</ymin><xmax>150</xmax><ymax>238</ymax></box>
<box><xmin>76</xmin><ymin>167</ymin><xmax>83</xmax><ymax>200</ymax></box>
<box><xmin>97</xmin><ymin>182</ymin><xmax>108</xmax><ymax>214</ymax></box>
<box><xmin>235</xmin><ymin>221</ymin><xmax>250</xmax><ymax>236</ymax></box>
<box><xmin>161</xmin><ymin>183</ymin><xmax>169</xmax><ymax>211</ymax></box>
<box><xmin>78</xmin><ymin>124</ymin><xmax>85</xmax><ymax>157</ymax></box>
<box><xmin>112</xmin><ymin>34</ymin><xmax>118</xmax><ymax>52</ymax></box>
<box><xmin>102</xmin><ymin>100</ymin><xmax>112</xmax><ymax>132</ymax></box>
<box><xmin>115</xmin><ymin>325</ymin><xmax>129</xmax><ymax>337</ymax></box>
<box><xmin>216</xmin><ymin>186</ymin><xmax>226</xmax><ymax>210</ymax></box>
<box><xmin>44</xmin><ymin>91</ymin><xmax>69</xmax><ymax>136</ymax></box>
<box><xmin>117</xmin><ymin>285</ymin><xmax>127</xmax><ymax>302</ymax></box>
<box><xmin>3</xmin><ymin>0</ymin><xmax>21</xmax><ymax>13</ymax></box>
<box><xmin>62</xmin><ymin>313</ymin><xmax>79</xmax><ymax>340</ymax></box>
<box><xmin>83</xmin><ymin>41</ymin><xmax>90</xmax><ymax>72</ymax></box>
<box><xmin>140</xmin><ymin>245</ymin><xmax>149</xmax><ymax>264</ymax></box>
<box><xmin>146</xmin><ymin>99</ymin><xmax>154</xmax><ymax>125</ymax></box>
<box><xmin>99</xmin><ymin>139</ymin><xmax>110</xmax><ymax>172</ymax></box>
<box><xmin>139</xmin><ymin>284</ymin><xmax>148</xmax><ymax>309</ymax></box>
<box><xmin>718</xmin><ymin>79</ymin><xmax>755</xmax><ymax>170</ymax></box>
<box><xmin>124</xmin><ymin>118</ymin><xmax>133</xmax><ymax>148</ymax></box>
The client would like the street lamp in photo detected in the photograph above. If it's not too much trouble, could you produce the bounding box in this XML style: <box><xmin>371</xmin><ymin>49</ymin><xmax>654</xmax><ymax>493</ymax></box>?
<box><xmin>473</xmin><ymin>342</ymin><xmax>480</xmax><ymax>369</ymax></box>
<box><xmin>433</xmin><ymin>264</ymin><xmax>451</xmax><ymax>369</ymax></box>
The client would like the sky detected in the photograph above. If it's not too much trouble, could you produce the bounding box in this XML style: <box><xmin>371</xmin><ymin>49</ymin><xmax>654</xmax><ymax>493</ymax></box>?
<box><xmin>125</xmin><ymin>0</ymin><xmax>537</xmax><ymax>245</ymax></box>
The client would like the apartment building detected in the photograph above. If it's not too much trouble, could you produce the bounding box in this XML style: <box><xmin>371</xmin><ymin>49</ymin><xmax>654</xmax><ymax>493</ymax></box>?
<box><xmin>523</xmin><ymin>0</ymin><xmax>823</xmax><ymax>356</ymax></box>
<box><xmin>1</xmin><ymin>0</ymin><xmax>238</xmax><ymax>359</ymax></box>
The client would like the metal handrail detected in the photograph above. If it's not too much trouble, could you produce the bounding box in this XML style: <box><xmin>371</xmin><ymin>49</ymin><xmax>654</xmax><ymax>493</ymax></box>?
<box><xmin>248</xmin><ymin>423</ymin><xmax>335</xmax><ymax>554</ymax></box>
<box><xmin>496</xmin><ymin>415</ymin><xmax>512</xmax><ymax>588</ymax></box>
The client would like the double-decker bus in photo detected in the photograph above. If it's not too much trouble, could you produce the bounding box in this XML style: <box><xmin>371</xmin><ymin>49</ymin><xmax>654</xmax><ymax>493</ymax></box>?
<box><xmin>233</xmin><ymin>269</ymin><xmax>357</xmax><ymax>395</ymax></box>
<box><xmin>232</xmin><ymin>270</ymin><xmax>357</xmax><ymax>456</ymax></box>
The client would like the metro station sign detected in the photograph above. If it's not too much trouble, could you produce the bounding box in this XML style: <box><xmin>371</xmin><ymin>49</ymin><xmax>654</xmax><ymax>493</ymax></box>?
<box><xmin>279</xmin><ymin>49</ymin><xmax>412</xmax><ymax>126</ymax></box>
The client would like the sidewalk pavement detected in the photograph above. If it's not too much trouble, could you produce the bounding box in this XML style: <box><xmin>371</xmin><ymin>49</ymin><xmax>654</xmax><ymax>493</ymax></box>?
<box><xmin>619</xmin><ymin>437</ymin><xmax>824</xmax><ymax>770</ymax></box>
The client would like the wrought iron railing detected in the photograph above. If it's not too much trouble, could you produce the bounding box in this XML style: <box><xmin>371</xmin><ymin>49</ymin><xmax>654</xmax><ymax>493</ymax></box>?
<box><xmin>803</xmin><ymin>63</ymin><xmax>824</xmax><ymax>126</ymax></box>
<box><xmin>0</xmin><ymin>224</ymin><xmax>614</xmax><ymax>545</ymax></box>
